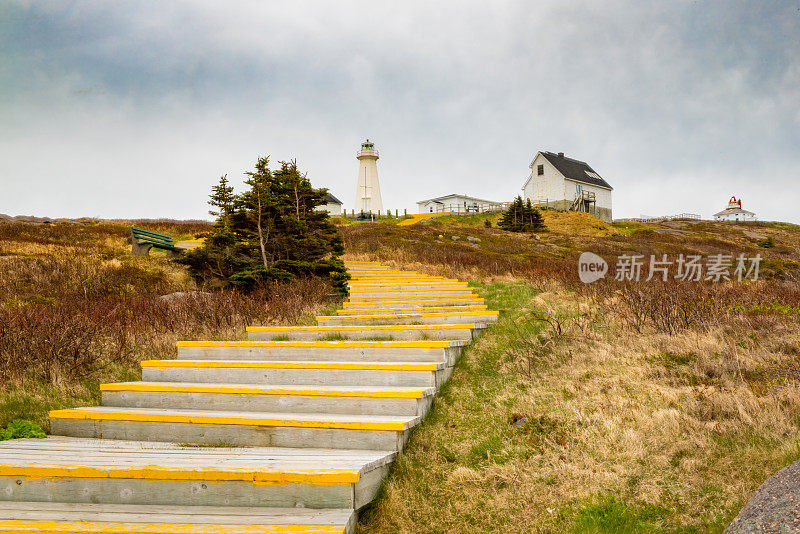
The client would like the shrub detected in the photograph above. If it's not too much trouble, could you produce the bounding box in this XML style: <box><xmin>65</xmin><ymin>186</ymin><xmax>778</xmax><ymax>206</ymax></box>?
<box><xmin>0</xmin><ymin>271</ymin><xmax>331</xmax><ymax>383</ymax></box>
<box><xmin>0</xmin><ymin>419</ymin><xmax>45</xmax><ymax>440</ymax></box>
<box><xmin>757</xmin><ymin>236</ymin><xmax>775</xmax><ymax>248</ymax></box>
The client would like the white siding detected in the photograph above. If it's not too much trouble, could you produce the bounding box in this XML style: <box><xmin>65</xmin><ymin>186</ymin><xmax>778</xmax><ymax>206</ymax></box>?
<box><xmin>417</xmin><ymin>200</ymin><xmax>444</xmax><ymax>213</ymax></box>
<box><xmin>523</xmin><ymin>153</ymin><xmax>565</xmax><ymax>206</ymax></box>
<box><xmin>715</xmin><ymin>212</ymin><xmax>756</xmax><ymax>222</ymax></box>
<box><xmin>318</xmin><ymin>203</ymin><xmax>342</xmax><ymax>215</ymax></box>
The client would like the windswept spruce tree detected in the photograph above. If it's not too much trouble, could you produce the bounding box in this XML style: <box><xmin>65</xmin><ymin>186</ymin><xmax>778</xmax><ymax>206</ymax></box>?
<box><xmin>178</xmin><ymin>157</ymin><xmax>348</xmax><ymax>291</ymax></box>
<box><xmin>498</xmin><ymin>195</ymin><xmax>547</xmax><ymax>233</ymax></box>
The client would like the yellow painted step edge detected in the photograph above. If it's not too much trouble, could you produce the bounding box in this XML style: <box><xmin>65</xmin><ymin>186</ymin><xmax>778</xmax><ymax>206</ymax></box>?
<box><xmin>0</xmin><ymin>464</ymin><xmax>359</xmax><ymax>485</ymax></box>
<box><xmin>349</xmin><ymin>288</ymin><xmax>474</xmax><ymax>293</ymax></box>
<box><xmin>245</xmin><ymin>324</ymin><xmax>473</xmax><ymax>332</ymax></box>
<box><xmin>100</xmin><ymin>383</ymin><xmax>431</xmax><ymax>399</ymax></box>
<box><xmin>0</xmin><ymin>520</ymin><xmax>345</xmax><ymax>534</ymax></box>
<box><xmin>140</xmin><ymin>360</ymin><xmax>443</xmax><ymax>371</ymax></box>
<box><xmin>344</xmin><ymin>302</ymin><xmax>484</xmax><ymax>305</ymax></box>
<box><xmin>48</xmin><ymin>409</ymin><xmax>410</xmax><ymax>432</ymax></box>
<box><xmin>317</xmin><ymin>311</ymin><xmax>499</xmax><ymax>319</ymax></box>
<box><xmin>342</xmin><ymin>299</ymin><xmax>483</xmax><ymax>303</ymax></box>
<box><xmin>176</xmin><ymin>340</ymin><xmax>453</xmax><ymax>348</ymax></box>
<box><xmin>337</xmin><ymin>307</ymin><xmax>488</xmax><ymax>313</ymax></box>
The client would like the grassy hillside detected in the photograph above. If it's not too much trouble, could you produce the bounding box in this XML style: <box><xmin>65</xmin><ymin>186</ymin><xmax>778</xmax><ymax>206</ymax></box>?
<box><xmin>341</xmin><ymin>214</ymin><xmax>800</xmax><ymax>533</ymax></box>
<box><xmin>0</xmin><ymin>219</ymin><xmax>335</xmax><ymax>429</ymax></box>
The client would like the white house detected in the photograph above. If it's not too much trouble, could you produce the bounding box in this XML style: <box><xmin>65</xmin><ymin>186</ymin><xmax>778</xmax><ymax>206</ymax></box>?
<box><xmin>522</xmin><ymin>151</ymin><xmax>613</xmax><ymax>222</ymax></box>
<box><xmin>714</xmin><ymin>197</ymin><xmax>756</xmax><ymax>222</ymax></box>
<box><xmin>417</xmin><ymin>194</ymin><xmax>503</xmax><ymax>214</ymax></box>
<box><xmin>318</xmin><ymin>192</ymin><xmax>343</xmax><ymax>215</ymax></box>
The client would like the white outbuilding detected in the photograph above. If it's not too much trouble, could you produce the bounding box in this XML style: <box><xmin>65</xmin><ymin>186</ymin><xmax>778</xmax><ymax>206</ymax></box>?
<box><xmin>522</xmin><ymin>151</ymin><xmax>613</xmax><ymax>222</ymax></box>
<box><xmin>713</xmin><ymin>197</ymin><xmax>756</xmax><ymax>222</ymax></box>
<box><xmin>417</xmin><ymin>194</ymin><xmax>503</xmax><ymax>214</ymax></box>
<box><xmin>318</xmin><ymin>192</ymin><xmax>343</xmax><ymax>215</ymax></box>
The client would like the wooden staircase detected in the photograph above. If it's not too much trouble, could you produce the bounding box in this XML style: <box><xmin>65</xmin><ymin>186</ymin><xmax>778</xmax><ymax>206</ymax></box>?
<box><xmin>0</xmin><ymin>261</ymin><xmax>497</xmax><ymax>533</ymax></box>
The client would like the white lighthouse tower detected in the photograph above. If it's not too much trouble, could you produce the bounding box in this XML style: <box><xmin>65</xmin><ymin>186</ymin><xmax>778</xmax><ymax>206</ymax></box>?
<box><xmin>354</xmin><ymin>139</ymin><xmax>383</xmax><ymax>214</ymax></box>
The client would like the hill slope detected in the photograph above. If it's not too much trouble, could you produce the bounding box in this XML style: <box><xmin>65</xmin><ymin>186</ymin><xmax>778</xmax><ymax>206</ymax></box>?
<box><xmin>339</xmin><ymin>215</ymin><xmax>800</xmax><ymax>533</ymax></box>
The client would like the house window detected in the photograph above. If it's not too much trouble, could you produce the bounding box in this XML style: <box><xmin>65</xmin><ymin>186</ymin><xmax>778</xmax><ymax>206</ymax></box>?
<box><xmin>537</xmin><ymin>164</ymin><xmax>544</xmax><ymax>175</ymax></box>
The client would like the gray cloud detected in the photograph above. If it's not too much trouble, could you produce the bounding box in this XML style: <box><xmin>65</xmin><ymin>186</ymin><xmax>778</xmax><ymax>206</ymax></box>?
<box><xmin>1</xmin><ymin>0</ymin><xmax>798</xmax><ymax>221</ymax></box>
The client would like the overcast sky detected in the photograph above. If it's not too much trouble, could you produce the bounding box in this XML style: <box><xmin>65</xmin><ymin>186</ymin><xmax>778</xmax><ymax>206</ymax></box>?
<box><xmin>1</xmin><ymin>1</ymin><xmax>799</xmax><ymax>222</ymax></box>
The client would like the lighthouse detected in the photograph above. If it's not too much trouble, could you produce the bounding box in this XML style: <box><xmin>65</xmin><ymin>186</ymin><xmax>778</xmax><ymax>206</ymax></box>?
<box><xmin>354</xmin><ymin>139</ymin><xmax>383</xmax><ymax>214</ymax></box>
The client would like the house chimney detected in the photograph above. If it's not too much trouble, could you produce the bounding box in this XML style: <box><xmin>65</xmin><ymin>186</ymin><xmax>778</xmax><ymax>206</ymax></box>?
<box><xmin>558</xmin><ymin>152</ymin><xmax>564</xmax><ymax>158</ymax></box>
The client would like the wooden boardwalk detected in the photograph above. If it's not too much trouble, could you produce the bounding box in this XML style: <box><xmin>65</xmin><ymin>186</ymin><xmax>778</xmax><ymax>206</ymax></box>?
<box><xmin>0</xmin><ymin>261</ymin><xmax>497</xmax><ymax>533</ymax></box>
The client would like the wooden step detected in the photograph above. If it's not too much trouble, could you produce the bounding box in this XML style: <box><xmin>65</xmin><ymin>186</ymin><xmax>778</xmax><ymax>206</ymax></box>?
<box><xmin>245</xmin><ymin>324</ymin><xmax>481</xmax><ymax>341</ymax></box>
<box><xmin>348</xmin><ymin>282</ymin><xmax>468</xmax><ymax>289</ymax></box>
<box><xmin>342</xmin><ymin>298</ymin><xmax>485</xmax><ymax>308</ymax></box>
<box><xmin>176</xmin><ymin>340</ymin><xmax>467</xmax><ymax>365</ymax></box>
<box><xmin>141</xmin><ymin>360</ymin><xmax>449</xmax><ymax>388</ymax></box>
<box><xmin>101</xmin><ymin>382</ymin><xmax>436</xmax><ymax>417</ymax></box>
<box><xmin>348</xmin><ymin>278</ymin><xmax>451</xmax><ymax>284</ymax></box>
<box><xmin>336</xmin><ymin>306</ymin><xmax>488</xmax><ymax>315</ymax></box>
<box><xmin>0</xmin><ymin>502</ymin><xmax>354</xmax><ymax>533</ymax></box>
<box><xmin>349</xmin><ymin>288</ymin><xmax>476</xmax><ymax>299</ymax></box>
<box><xmin>0</xmin><ymin>437</ymin><xmax>394</xmax><ymax>510</ymax></box>
<box><xmin>345</xmin><ymin>296</ymin><xmax>483</xmax><ymax>306</ymax></box>
<box><xmin>49</xmin><ymin>407</ymin><xmax>420</xmax><ymax>451</ymax></box>
<box><xmin>316</xmin><ymin>311</ymin><xmax>499</xmax><ymax>326</ymax></box>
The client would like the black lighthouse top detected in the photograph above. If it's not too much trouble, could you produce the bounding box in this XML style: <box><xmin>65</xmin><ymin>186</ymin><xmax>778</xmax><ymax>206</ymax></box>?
<box><xmin>361</xmin><ymin>139</ymin><xmax>374</xmax><ymax>150</ymax></box>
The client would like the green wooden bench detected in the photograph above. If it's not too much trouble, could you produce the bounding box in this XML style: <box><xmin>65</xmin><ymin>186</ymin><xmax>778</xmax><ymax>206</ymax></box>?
<box><xmin>130</xmin><ymin>227</ymin><xmax>183</xmax><ymax>257</ymax></box>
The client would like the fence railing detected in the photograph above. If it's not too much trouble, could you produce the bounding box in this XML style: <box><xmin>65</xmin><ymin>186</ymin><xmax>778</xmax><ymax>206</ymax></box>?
<box><xmin>426</xmin><ymin>202</ymin><xmax>510</xmax><ymax>214</ymax></box>
<box><xmin>618</xmin><ymin>213</ymin><xmax>702</xmax><ymax>223</ymax></box>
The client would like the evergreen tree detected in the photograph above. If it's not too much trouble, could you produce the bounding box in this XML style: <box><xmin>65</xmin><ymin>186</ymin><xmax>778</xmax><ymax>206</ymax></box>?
<box><xmin>499</xmin><ymin>196</ymin><xmax>525</xmax><ymax>232</ymax></box>
<box><xmin>498</xmin><ymin>196</ymin><xmax>547</xmax><ymax>233</ymax></box>
<box><xmin>208</xmin><ymin>174</ymin><xmax>235</xmax><ymax>229</ymax></box>
<box><xmin>178</xmin><ymin>157</ymin><xmax>347</xmax><ymax>291</ymax></box>
<box><xmin>528</xmin><ymin>203</ymin><xmax>546</xmax><ymax>232</ymax></box>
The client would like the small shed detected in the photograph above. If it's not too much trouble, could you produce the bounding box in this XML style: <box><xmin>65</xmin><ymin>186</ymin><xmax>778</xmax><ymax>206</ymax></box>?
<box><xmin>319</xmin><ymin>192</ymin><xmax>343</xmax><ymax>215</ymax></box>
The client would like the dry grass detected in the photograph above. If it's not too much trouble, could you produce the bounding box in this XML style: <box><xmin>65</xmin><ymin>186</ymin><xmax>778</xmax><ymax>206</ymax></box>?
<box><xmin>541</xmin><ymin>211</ymin><xmax>615</xmax><ymax>236</ymax></box>
<box><xmin>0</xmin><ymin>220</ymin><xmax>335</xmax><ymax>428</ymax></box>
<box><xmin>350</xmin><ymin>220</ymin><xmax>800</xmax><ymax>533</ymax></box>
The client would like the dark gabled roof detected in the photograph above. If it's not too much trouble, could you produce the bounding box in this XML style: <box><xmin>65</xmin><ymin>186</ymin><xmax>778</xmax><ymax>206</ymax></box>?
<box><xmin>325</xmin><ymin>192</ymin><xmax>343</xmax><ymax>205</ymax></box>
<box><xmin>539</xmin><ymin>151</ymin><xmax>613</xmax><ymax>190</ymax></box>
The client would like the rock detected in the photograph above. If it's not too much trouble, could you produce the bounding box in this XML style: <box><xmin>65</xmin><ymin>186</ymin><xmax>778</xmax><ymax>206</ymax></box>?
<box><xmin>466</xmin><ymin>236</ymin><xmax>481</xmax><ymax>243</ymax></box>
<box><xmin>531</xmin><ymin>234</ymin><xmax>541</xmax><ymax>241</ymax></box>
<box><xmin>158</xmin><ymin>291</ymin><xmax>213</xmax><ymax>303</ymax></box>
<box><xmin>512</xmin><ymin>416</ymin><xmax>529</xmax><ymax>428</ymax></box>
<box><xmin>726</xmin><ymin>458</ymin><xmax>800</xmax><ymax>533</ymax></box>
<box><xmin>451</xmin><ymin>236</ymin><xmax>460</xmax><ymax>241</ymax></box>
<box><xmin>743</xmin><ymin>231</ymin><xmax>767</xmax><ymax>240</ymax></box>
<box><xmin>437</xmin><ymin>234</ymin><xmax>444</xmax><ymax>239</ymax></box>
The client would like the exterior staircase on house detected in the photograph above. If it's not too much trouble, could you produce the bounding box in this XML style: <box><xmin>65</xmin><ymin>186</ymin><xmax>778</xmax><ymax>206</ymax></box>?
<box><xmin>0</xmin><ymin>261</ymin><xmax>497</xmax><ymax>534</ymax></box>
